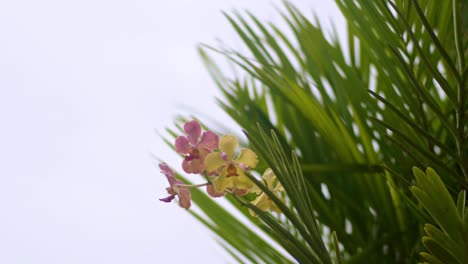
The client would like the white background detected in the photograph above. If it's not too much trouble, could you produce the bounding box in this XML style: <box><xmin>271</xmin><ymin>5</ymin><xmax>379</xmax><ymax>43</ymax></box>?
<box><xmin>0</xmin><ymin>1</ymin><xmax>343</xmax><ymax>263</ymax></box>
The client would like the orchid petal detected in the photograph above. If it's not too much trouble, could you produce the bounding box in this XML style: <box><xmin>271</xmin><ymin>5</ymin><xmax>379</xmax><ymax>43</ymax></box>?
<box><xmin>219</xmin><ymin>135</ymin><xmax>238</xmax><ymax>161</ymax></box>
<box><xmin>184</xmin><ymin>120</ymin><xmax>202</xmax><ymax>145</ymax></box>
<box><xmin>252</xmin><ymin>193</ymin><xmax>270</xmax><ymax>211</ymax></box>
<box><xmin>206</xmin><ymin>184</ymin><xmax>225</xmax><ymax>198</ymax></box>
<box><xmin>262</xmin><ymin>168</ymin><xmax>276</xmax><ymax>188</ymax></box>
<box><xmin>212</xmin><ymin>168</ymin><xmax>234</xmax><ymax>192</ymax></box>
<box><xmin>233</xmin><ymin>189</ymin><xmax>248</xmax><ymax>196</ymax></box>
<box><xmin>248</xmin><ymin>208</ymin><xmax>257</xmax><ymax>216</ymax></box>
<box><xmin>182</xmin><ymin>158</ymin><xmax>204</xmax><ymax>174</ymax></box>
<box><xmin>177</xmin><ymin>187</ymin><xmax>192</xmax><ymax>209</ymax></box>
<box><xmin>175</xmin><ymin>136</ymin><xmax>191</xmax><ymax>154</ymax></box>
<box><xmin>204</xmin><ymin>152</ymin><xmax>225</xmax><ymax>173</ymax></box>
<box><xmin>249</xmin><ymin>184</ymin><xmax>262</xmax><ymax>195</ymax></box>
<box><xmin>159</xmin><ymin>195</ymin><xmax>176</xmax><ymax>203</ymax></box>
<box><xmin>181</xmin><ymin>159</ymin><xmax>190</xmax><ymax>173</ymax></box>
<box><xmin>236</xmin><ymin>148</ymin><xmax>258</xmax><ymax>169</ymax></box>
<box><xmin>275</xmin><ymin>184</ymin><xmax>285</xmax><ymax>192</ymax></box>
<box><xmin>249</xmin><ymin>193</ymin><xmax>270</xmax><ymax>216</ymax></box>
<box><xmin>159</xmin><ymin>163</ymin><xmax>174</xmax><ymax>178</ymax></box>
<box><xmin>198</xmin><ymin>131</ymin><xmax>219</xmax><ymax>150</ymax></box>
<box><xmin>159</xmin><ymin>163</ymin><xmax>178</xmax><ymax>186</ymax></box>
<box><xmin>198</xmin><ymin>148</ymin><xmax>211</xmax><ymax>159</ymax></box>
<box><xmin>249</xmin><ymin>169</ymin><xmax>276</xmax><ymax>195</ymax></box>
<box><xmin>234</xmin><ymin>168</ymin><xmax>254</xmax><ymax>190</ymax></box>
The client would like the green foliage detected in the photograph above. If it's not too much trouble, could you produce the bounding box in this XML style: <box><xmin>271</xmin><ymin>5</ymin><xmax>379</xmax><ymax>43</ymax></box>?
<box><xmin>411</xmin><ymin>167</ymin><xmax>468</xmax><ymax>264</ymax></box>
<box><xmin>245</xmin><ymin>125</ymin><xmax>333</xmax><ymax>263</ymax></box>
<box><xmin>162</xmin><ymin>0</ymin><xmax>468</xmax><ymax>263</ymax></box>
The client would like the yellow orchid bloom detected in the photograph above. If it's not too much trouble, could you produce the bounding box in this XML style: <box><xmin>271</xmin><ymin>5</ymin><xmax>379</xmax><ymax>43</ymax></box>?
<box><xmin>204</xmin><ymin>135</ymin><xmax>258</xmax><ymax>193</ymax></box>
<box><xmin>249</xmin><ymin>168</ymin><xmax>284</xmax><ymax>216</ymax></box>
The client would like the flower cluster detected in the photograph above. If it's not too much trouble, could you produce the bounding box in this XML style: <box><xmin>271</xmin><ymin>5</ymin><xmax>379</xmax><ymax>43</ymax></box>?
<box><xmin>249</xmin><ymin>168</ymin><xmax>284</xmax><ymax>216</ymax></box>
<box><xmin>159</xmin><ymin>119</ymin><xmax>284</xmax><ymax>216</ymax></box>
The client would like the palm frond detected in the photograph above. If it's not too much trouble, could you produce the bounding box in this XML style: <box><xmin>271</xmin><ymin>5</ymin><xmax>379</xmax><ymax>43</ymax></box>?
<box><xmin>160</xmin><ymin>0</ymin><xmax>468</xmax><ymax>262</ymax></box>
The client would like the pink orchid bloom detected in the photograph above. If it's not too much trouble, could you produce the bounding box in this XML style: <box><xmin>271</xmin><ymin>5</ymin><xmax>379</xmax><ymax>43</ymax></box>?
<box><xmin>158</xmin><ymin>163</ymin><xmax>191</xmax><ymax>209</ymax></box>
<box><xmin>175</xmin><ymin>120</ymin><xmax>219</xmax><ymax>174</ymax></box>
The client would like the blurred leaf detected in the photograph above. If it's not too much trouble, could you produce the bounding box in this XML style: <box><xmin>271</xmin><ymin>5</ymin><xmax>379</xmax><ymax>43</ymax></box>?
<box><xmin>411</xmin><ymin>167</ymin><xmax>468</xmax><ymax>264</ymax></box>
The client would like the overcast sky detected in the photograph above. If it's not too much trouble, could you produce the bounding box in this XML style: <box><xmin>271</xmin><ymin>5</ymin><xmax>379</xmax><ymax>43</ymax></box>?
<box><xmin>0</xmin><ymin>1</ymin><xmax>344</xmax><ymax>263</ymax></box>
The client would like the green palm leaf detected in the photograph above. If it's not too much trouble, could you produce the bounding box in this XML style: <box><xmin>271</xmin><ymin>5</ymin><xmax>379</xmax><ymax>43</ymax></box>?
<box><xmin>160</xmin><ymin>0</ymin><xmax>468</xmax><ymax>262</ymax></box>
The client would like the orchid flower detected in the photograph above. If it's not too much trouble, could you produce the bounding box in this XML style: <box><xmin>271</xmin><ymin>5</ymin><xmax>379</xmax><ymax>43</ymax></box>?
<box><xmin>204</xmin><ymin>135</ymin><xmax>258</xmax><ymax>193</ymax></box>
<box><xmin>158</xmin><ymin>163</ymin><xmax>191</xmax><ymax>209</ymax></box>
<box><xmin>175</xmin><ymin>120</ymin><xmax>219</xmax><ymax>174</ymax></box>
<box><xmin>249</xmin><ymin>168</ymin><xmax>284</xmax><ymax>216</ymax></box>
